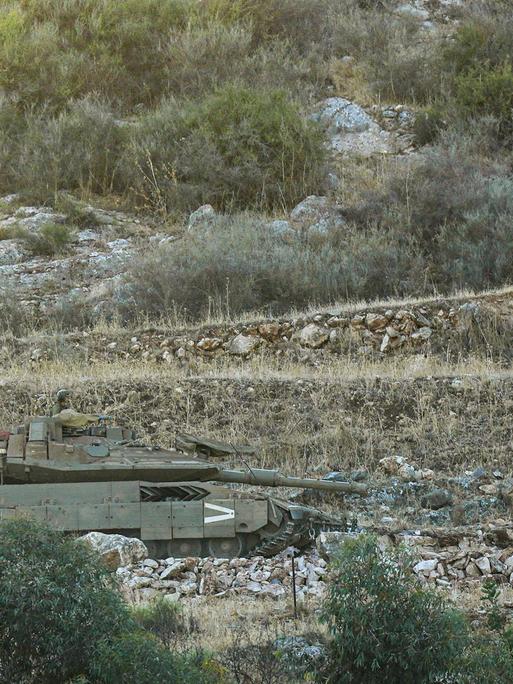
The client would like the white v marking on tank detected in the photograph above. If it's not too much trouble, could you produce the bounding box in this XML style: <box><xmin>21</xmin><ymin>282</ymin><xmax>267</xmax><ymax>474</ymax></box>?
<box><xmin>204</xmin><ymin>502</ymin><xmax>235</xmax><ymax>524</ymax></box>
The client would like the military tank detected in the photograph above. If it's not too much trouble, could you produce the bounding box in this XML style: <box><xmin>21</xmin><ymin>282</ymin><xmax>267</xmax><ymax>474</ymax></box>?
<box><xmin>0</xmin><ymin>413</ymin><xmax>366</xmax><ymax>558</ymax></box>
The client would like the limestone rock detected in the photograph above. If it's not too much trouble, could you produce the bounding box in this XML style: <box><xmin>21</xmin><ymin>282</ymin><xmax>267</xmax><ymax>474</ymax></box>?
<box><xmin>299</xmin><ymin>323</ymin><xmax>329</xmax><ymax>349</ymax></box>
<box><xmin>197</xmin><ymin>337</ymin><xmax>223</xmax><ymax>352</ymax></box>
<box><xmin>316</xmin><ymin>530</ymin><xmax>351</xmax><ymax>560</ymax></box>
<box><xmin>188</xmin><ymin>204</ymin><xmax>216</xmax><ymax>231</ymax></box>
<box><xmin>411</xmin><ymin>326</ymin><xmax>432</xmax><ymax>342</ymax></box>
<box><xmin>414</xmin><ymin>559</ymin><xmax>438</xmax><ymax>575</ymax></box>
<box><xmin>365</xmin><ymin>313</ymin><xmax>388</xmax><ymax>331</ymax></box>
<box><xmin>228</xmin><ymin>333</ymin><xmax>260</xmax><ymax>355</ymax></box>
<box><xmin>0</xmin><ymin>239</ymin><xmax>23</xmax><ymax>265</ymax></box>
<box><xmin>312</xmin><ymin>97</ymin><xmax>393</xmax><ymax>156</ymax></box>
<box><xmin>466</xmin><ymin>561</ymin><xmax>482</xmax><ymax>578</ymax></box>
<box><xmin>474</xmin><ymin>556</ymin><xmax>491</xmax><ymax>575</ymax></box>
<box><xmin>289</xmin><ymin>195</ymin><xmax>344</xmax><ymax>236</ymax></box>
<box><xmin>312</xmin><ymin>97</ymin><xmax>375</xmax><ymax>134</ymax></box>
<box><xmin>396</xmin><ymin>3</ymin><xmax>430</xmax><ymax>21</ymax></box>
<box><xmin>78</xmin><ymin>532</ymin><xmax>148</xmax><ymax>570</ymax></box>
<box><xmin>379</xmin><ymin>454</ymin><xmax>432</xmax><ymax>482</ymax></box>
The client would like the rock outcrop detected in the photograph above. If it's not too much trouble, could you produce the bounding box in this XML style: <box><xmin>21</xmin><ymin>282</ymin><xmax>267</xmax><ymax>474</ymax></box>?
<box><xmin>311</xmin><ymin>97</ymin><xmax>394</xmax><ymax>156</ymax></box>
<box><xmin>78</xmin><ymin>532</ymin><xmax>148</xmax><ymax>570</ymax></box>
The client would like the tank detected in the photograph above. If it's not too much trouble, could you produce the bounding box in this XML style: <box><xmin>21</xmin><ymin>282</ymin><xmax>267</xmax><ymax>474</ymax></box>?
<box><xmin>0</xmin><ymin>415</ymin><xmax>367</xmax><ymax>558</ymax></box>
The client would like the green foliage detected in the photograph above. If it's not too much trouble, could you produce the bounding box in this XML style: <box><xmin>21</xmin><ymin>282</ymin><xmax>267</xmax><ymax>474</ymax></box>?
<box><xmin>131</xmin><ymin>596</ymin><xmax>192</xmax><ymax>648</ymax></box>
<box><xmin>0</xmin><ymin>518</ymin><xmax>130</xmax><ymax>683</ymax></box>
<box><xmin>0</xmin><ymin>0</ymin><xmax>330</xmax><ymax>112</ymax></box>
<box><xmin>455</xmin><ymin>62</ymin><xmax>513</xmax><ymax>137</ymax></box>
<box><xmin>90</xmin><ymin>631</ymin><xmax>186</xmax><ymax>684</ymax></box>
<box><xmin>0</xmin><ymin>85</ymin><xmax>325</xmax><ymax>211</ymax></box>
<box><xmin>0</xmin><ymin>0</ymin><xmax>190</xmax><ymax>109</ymax></box>
<box><xmin>17</xmin><ymin>222</ymin><xmax>73</xmax><ymax>256</ymax></box>
<box><xmin>127</xmin><ymin>86</ymin><xmax>326</xmax><ymax>211</ymax></box>
<box><xmin>53</xmin><ymin>192</ymin><xmax>102</xmax><ymax>228</ymax></box>
<box><xmin>413</xmin><ymin>106</ymin><xmax>446</xmax><ymax>146</ymax></box>
<box><xmin>321</xmin><ymin>534</ymin><xmax>468</xmax><ymax>684</ymax></box>
<box><xmin>201</xmin><ymin>0</ymin><xmax>334</xmax><ymax>52</ymax></box>
<box><xmin>0</xmin><ymin>518</ymin><xmax>216</xmax><ymax>683</ymax></box>
<box><xmin>331</xmin><ymin>0</ymin><xmax>439</xmax><ymax>103</ymax></box>
<box><xmin>481</xmin><ymin>579</ymin><xmax>506</xmax><ymax>632</ymax></box>
<box><xmin>436</xmin><ymin>9</ymin><xmax>513</xmax><ymax>141</ymax></box>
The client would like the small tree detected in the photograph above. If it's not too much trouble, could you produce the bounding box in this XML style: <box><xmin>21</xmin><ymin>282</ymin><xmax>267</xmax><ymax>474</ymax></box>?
<box><xmin>0</xmin><ymin>519</ymin><xmax>214</xmax><ymax>683</ymax></box>
<box><xmin>0</xmin><ymin>518</ymin><xmax>131</xmax><ymax>683</ymax></box>
<box><xmin>321</xmin><ymin>534</ymin><xmax>468</xmax><ymax>684</ymax></box>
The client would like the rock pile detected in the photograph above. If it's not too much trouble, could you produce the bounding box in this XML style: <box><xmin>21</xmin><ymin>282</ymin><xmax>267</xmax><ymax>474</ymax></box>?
<box><xmin>319</xmin><ymin>526</ymin><xmax>513</xmax><ymax>588</ymax></box>
<box><xmin>407</xmin><ymin>531</ymin><xmax>513</xmax><ymax>586</ymax></box>
<box><xmin>379</xmin><ymin>454</ymin><xmax>434</xmax><ymax>482</ymax></box>
<box><xmin>91</xmin><ymin>523</ymin><xmax>513</xmax><ymax>606</ymax></box>
<box><xmin>115</xmin><ymin>550</ymin><xmax>328</xmax><ymax>605</ymax></box>
<box><xmin>0</xmin><ymin>197</ymin><xmax>147</xmax><ymax>310</ymax></box>
<box><xmin>13</xmin><ymin>293</ymin><xmax>493</xmax><ymax>368</ymax></box>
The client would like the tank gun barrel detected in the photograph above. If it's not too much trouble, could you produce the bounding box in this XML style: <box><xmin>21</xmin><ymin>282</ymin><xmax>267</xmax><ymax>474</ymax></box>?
<box><xmin>215</xmin><ymin>468</ymin><xmax>367</xmax><ymax>495</ymax></box>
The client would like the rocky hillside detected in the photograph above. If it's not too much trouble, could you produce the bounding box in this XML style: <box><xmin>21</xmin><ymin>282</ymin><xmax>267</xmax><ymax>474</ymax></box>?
<box><xmin>2</xmin><ymin>2</ymin><xmax>513</xmax><ymax>659</ymax></box>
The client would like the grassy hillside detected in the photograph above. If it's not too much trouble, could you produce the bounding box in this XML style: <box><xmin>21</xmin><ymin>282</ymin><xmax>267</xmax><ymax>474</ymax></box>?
<box><xmin>1</xmin><ymin>1</ymin><xmax>513</xmax><ymax>326</ymax></box>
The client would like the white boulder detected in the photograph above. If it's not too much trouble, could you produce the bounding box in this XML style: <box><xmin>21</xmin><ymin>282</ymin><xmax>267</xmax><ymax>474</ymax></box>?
<box><xmin>78</xmin><ymin>532</ymin><xmax>148</xmax><ymax>570</ymax></box>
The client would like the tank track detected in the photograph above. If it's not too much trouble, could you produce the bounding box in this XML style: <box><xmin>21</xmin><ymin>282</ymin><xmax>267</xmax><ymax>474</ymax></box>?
<box><xmin>250</xmin><ymin>516</ymin><xmax>345</xmax><ymax>557</ymax></box>
<box><xmin>250</xmin><ymin>520</ymin><xmax>306</xmax><ymax>557</ymax></box>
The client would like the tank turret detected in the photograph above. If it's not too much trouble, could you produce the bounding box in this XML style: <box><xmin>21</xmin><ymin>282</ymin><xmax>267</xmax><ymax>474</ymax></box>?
<box><xmin>0</xmin><ymin>415</ymin><xmax>365</xmax><ymax>558</ymax></box>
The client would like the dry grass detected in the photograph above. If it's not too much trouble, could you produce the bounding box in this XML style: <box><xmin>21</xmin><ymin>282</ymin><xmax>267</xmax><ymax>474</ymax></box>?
<box><xmin>4</xmin><ymin>282</ymin><xmax>513</xmax><ymax>345</ymax></box>
<box><xmin>1</xmin><ymin>360</ymin><xmax>512</xmax><ymax>477</ymax></box>
<box><xmin>175</xmin><ymin>595</ymin><xmax>323</xmax><ymax>653</ymax></box>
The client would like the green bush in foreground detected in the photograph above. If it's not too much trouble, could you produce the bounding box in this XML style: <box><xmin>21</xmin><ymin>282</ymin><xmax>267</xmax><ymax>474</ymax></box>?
<box><xmin>0</xmin><ymin>518</ymin><xmax>214</xmax><ymax>683</ymax></box>
<box><xmin>0</xmin><ymin>518</ymin><xmax>128</xmax><ymax>682</ymax></box>
<box><xmin>321</xmin><ymin>534</ymin><xmax>468</xmax><ymax>684</ymax></box>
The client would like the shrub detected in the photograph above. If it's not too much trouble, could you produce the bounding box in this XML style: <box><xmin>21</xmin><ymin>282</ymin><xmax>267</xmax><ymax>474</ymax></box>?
<box><xmin>385</xmin><ymin>129</ymin><xmax>504</xmax><ymax>243</ymax></box>
<box><xmin>90</xmin><ymin>631</ymin><xmax>212</xmax><ymax>684</ymax></box>
<box><xmin>455</xmin><ymin>62</ymin><xmax>513</xmax><ymax>137</ymax></box>
<box><xmin>459</xmin><ymin>630</ymin><xmax>513</xmax><ymax>684</ymax></box>
<box><xmin>0</xmin><ymin>0</ymin><xmax>191</xmax><ymax>110</ymax></box>
<box><xmin>0</xmin><ymin>0</ymin><xmax>332</xmax><ymax>112</ymax></box>
<box><xmin>0</xmin><ymin>287</ymin><xmax>34</xmax><ymax>336</ymax></box>
<box><xmin>321</xmin><ymin>534</ymin><xmax>468</xmax><ymax>684</ymax></box>
<box><xmin>437</xmin><ymin>9</ymin><xmax>513</xmax><ymax>141</ymax></box>
<box><xmin>17</xmin><ymin>222</ymin><xmax>73</xmax><ymax>256</ymax></box>
<box><xmin>413</xmin><ymin>106</ymin><xmax>446</xmax><ymax>145</ymax></box>
<box><xmin>0</xmin><ymin>518</ymin><xmax>214</xmax><ymax>684</ymax></box>
<box><xmin>0</xmin><ymin>518</ymin><xmax>131</xmax><ymax>683</ymax></box>
<box><xmin>435</xmin><ymin>175</ymin><xmax>513</xmax><ymax>290</ymax></box>
<box><xmin>160</xmin><ymin>22</ymin><xmax>326</xmax><ymax>104</ymax></box>
<box><xmin>13</xmin><ymin>98</ymin><xmax>126</xmax><ymax>202</ymax></box>
<box><xmin>131</xmin><ymin>596</ymin><xmax>194</xmax><ymax>648</ymax></box>
<box><xmin>121</xmin><ymin>215</ymin><xmax>421</xmax><ymax>322</ymax></box>
<box><xmin>330</xmin><ymin>0</ymin><xmax>441</xmax><ymax>103</ymax></box>
<box><xmin>219</xmin><ymin>623</ymin><xmax>312</xmax><ymax>684</ymax></box>
<box><xmin>200</xmin><ymin>0</ymin><xmax>335</xmax><ymax>53</ymax></box>
<box><xmin>126</xmin><ymin>86</ymin><xmax>326</xmax><ymax>212</ymax></box>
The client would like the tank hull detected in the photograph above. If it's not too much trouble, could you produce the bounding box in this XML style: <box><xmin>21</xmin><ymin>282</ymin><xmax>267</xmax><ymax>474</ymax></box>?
<box><xmin>0</xmin><ymin>479</ymin><xmax>343</xmax><ymax>557</ymax></box>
